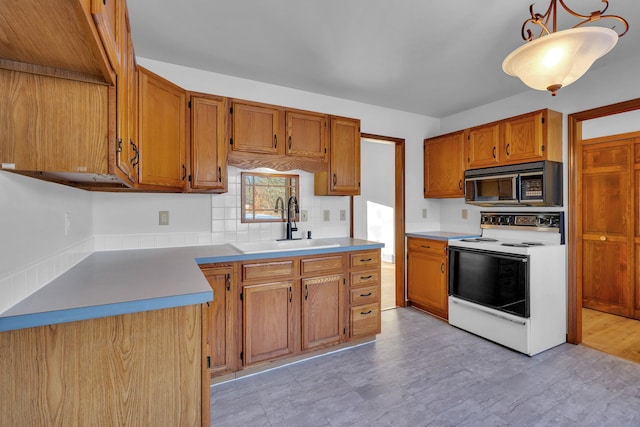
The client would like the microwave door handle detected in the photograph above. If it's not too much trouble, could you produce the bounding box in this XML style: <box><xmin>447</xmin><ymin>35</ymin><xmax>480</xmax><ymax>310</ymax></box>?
<box><xmin>515</xmin><ymin>174</ymin><xmax>521</xmax><ymax>202</ymax></box>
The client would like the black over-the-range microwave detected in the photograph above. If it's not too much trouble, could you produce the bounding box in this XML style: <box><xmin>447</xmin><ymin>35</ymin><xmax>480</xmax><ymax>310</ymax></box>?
<box><xmin>464</xmin><ymin>160</ymin><xmax>563</xmax><ymax>206</ymax></box>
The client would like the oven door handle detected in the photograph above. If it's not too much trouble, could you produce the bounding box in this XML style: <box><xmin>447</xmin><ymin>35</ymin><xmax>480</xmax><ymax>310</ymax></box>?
<box><xmin>450</xmin><ymin>298</ymin><xmax>528</xmax><ymax>325</ymax></box>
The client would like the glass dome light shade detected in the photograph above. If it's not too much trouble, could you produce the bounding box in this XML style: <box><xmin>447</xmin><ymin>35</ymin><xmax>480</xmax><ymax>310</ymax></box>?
<box><xmin>502</xmin><ymin>27</ymin><xmax>618</xmax><ymax>95</ymax></box>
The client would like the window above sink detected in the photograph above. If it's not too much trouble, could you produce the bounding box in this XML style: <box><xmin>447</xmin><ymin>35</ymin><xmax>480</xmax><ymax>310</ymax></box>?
<box><xmin>241</xmin><ymin>172</ymin><xmax>299</xmax><ymax>223</ymax></box>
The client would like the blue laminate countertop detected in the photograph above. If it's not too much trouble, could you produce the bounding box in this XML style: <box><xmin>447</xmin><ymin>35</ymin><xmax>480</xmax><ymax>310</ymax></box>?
<box><xmin>406</xmin><ymin>231</ymin><xmax>480</xmax><ymax>241</ymax></box>
<box><xmin>0</xmin><ymin>238</ymin><xmax>382</xmax><ymax>332</ymax></box>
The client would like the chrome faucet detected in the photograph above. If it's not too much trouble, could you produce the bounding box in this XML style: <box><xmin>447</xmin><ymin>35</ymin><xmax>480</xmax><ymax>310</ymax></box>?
<box><xmin>285</xmin><ymin>195</ymin><xmax>299</xmax><ymax>240</ymax></box>
<box><xmin>274</xmin><ymin>196</ymin><xmax>285</xmax><ymax>219</ymax></box>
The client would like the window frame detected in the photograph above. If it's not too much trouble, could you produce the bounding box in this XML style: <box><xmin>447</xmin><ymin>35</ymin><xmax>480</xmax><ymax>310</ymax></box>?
<box><xmin>240</xmin><ymin>172</ymin><xmax>300</xmax><ymax>223</ymax></box>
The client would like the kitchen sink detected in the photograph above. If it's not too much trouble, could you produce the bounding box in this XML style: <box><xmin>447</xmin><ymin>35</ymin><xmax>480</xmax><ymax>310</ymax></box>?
<box><xmin>230</xmin><ymin>239</ymin><xmax>340</xmax><ymax>254</ymax></box>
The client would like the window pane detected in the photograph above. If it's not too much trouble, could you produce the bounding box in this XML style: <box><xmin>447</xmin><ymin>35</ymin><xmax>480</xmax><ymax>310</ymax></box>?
<box><xmin>241</xmin><ymin>172</ymin><xmax>299</xmax><ymax>223</ymax></box>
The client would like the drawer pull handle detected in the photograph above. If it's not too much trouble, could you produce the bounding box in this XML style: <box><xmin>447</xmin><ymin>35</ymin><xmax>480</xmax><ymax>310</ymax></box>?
<box><xmin>360</xmin><ymin>310</ymin><xmax>373</xmax><ymax>315</ymax></box>
<box><xmin>305</xmin><ymin>284</ymin><xmax>308</xmax><ymax>300</ymax></box>
<box><xmin>289</xmin><ymin>286</ymin><xmax>293</xmax><ymax>303</ymax></box>
<box><xmin>421</xmin><ymin>245</ymin><xmax>431</xmax><ymax>249</ymax></box>
<box><xmin>360</xmin><ymin>292</ymin><xmax>373</xmax><ymax>297</ymax></box>
<box><xmin>440</xmin><ymin>262</ymin><xmax>445</xmax><ymax>274</ymax></box>
<box><xmin>360</xmin><ymin>275</ymin><xmax>373</xmax><ymax>280</ymax></box>
<box><xmin>360</xmin><ymin>258</ymin><xmax>372</xmax><ymax>262</ymax></box>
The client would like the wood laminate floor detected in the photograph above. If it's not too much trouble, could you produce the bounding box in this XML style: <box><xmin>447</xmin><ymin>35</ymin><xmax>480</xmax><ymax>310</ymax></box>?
<box><xmin>582</xmin><ymin>307</ymin><xmax>640</xmax><ymax>365</ymax></box>
<box><xmin>211</xmin><ymin>308</ymin><xmax>640</xmax><ymax>426</ymax></box>
<box><xmin>381</xmin><ymin>262</ymin><xmax>396</xmax><ymax>310</ymax></box>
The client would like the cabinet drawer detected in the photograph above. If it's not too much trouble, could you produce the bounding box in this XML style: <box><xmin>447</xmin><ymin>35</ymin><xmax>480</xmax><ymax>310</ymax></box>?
<box><xmin>407</xmin><ymin>238</ymin><xmax>447</xmax><ymax>255</ymax></box>
<box><xmin>350</xmin><ymin>286</ymin><xmax>379</xmax><ymax>306</ymax></box>
<box><xmin>350</xmin><ymin>303</ymin><xmax>380</xmax><ymax>338</ymax></box>
<box><xmin>242</xmin><ymin>260</ymin><xmax>295</xmax><ymax>281</ymax></box>
<box><xmin>350</xmin><ymin>270</ymin><xmax>380</xmax><ymax>287</ymax></box>
<box><xmin>349</xmin><ymin>251</ymin><xmax>380</xmax><ymax>269</ymax></box>
<box><xmin>300</xmin><ymin>255</ymin><xmax>343</xmax><ymax>275</ymax></box>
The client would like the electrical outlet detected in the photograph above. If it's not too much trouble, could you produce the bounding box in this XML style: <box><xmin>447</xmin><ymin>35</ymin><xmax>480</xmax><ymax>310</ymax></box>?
<box><xmin>422</xmin><ymin>208</ymin><xmax>428</xmax><ymax>219</ymax></box>
<box><xmin>300</xmin><ymin>210</ymin><xmax>308</xmax><ymax>222</ymax></box>
<box><xmin>323</xmin><ymin>210</ymin><xmax>330</xmax><ymax>221</ymax></box>
<box><xmin>159</xmin><ymin>210</ymin><xmax>170</xmax><ymax>226</ymax></box>
<box><xmin>461</xmin><ymin>208</ymin><xmax>468</xmax><ymax>220</ymax></box>
<box><xmin>340</xmin><ymin>210</ymin><xmax>346</xmax><ymax>221</ymax></box>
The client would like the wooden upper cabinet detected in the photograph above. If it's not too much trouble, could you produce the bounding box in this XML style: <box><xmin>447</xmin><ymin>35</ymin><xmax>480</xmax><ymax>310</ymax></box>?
<box><xmin>188</xmin><ymin>93</ymin><xmax>228</xmax><ymax>192</ymax></box>
<box><xmin>424</xmin><ymin>131</ymin><xmax>465</xmax><ymax>198</ymax></box>
<box><xmin>467</xmin><ymin>123</ymin><xmax>500</xmax><ymax>169</ymax></box>
<box><xmin>0</xmin><ymin>0</ymin><xmax>114</xmax><ymax>83</ymax></box>
<box><xmin>315</xmin><ymin>116</ymin><xmax>361</xmax><ymax>195</ymax></box>
<box><xmin>90</xmin><ymin>0</ymin><xmax>124</xmax><ymax>73</ymax></box>
<box><xmin>231</xmin><ymin>100</ymin><xmax>284</xmax><ymax>154</ymax></box>
<box><xmin>466</xmin><ymin>109</ymin><xmax>562</xmax><ymax>170</ymax></box>
<box><xmin>286</xmin><ymin>110</ymin><xmax>328</xmax><ymax>159</ymax></box>
<box><xmin>137</xmin><ymin>66</ymin><xmax>187</xmax><ymax>190</ymax></box>
<box><xmin>503</xmin><ymin>109</ymin><xmax>562</xmax><ymax>164</ymax></box>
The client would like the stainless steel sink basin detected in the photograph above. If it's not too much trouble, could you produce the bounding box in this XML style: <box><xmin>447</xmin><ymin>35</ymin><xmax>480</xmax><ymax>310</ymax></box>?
<box><xmin>230</xmin><ymin>239</ymin><xmax>340</xmax><ymax>254</ymax></box>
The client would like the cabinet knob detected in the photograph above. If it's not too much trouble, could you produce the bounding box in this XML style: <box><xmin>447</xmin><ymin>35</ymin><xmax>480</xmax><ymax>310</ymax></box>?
<box><xmin>600</xmin><ymin>236</ymin><xmax>607</xmax><ymax>241</ymax></box>
<box><xmin>288</xmin><ymin>135</ymin><xmax>292</xmax><ymax>150</ymax></box>
<box><xmin>274</xmin><ymin>134</ymin><xmax>278</xmax><ymax>148</ymax></box>
<box><xmin>440</xmin><ymin>262</ymin><xmax>445</xmax><ymax>273</ymax></box>
<box><xmin>506</xmin><ymin>143</ymin><xmax>511</xmax><ymax>156</ymax></box>
<box><xmin>459</xmin><ymin>180</ymin><xmax>462</xmax><ymax>190</ymax></box>
<box><xmin>333</xmin><ymin>173</ymin><xmax>337</xmax><ymax>186</ymax></box>
<box><xmin>492</xmin><ymin>146</ymin><xmax>496</xmax><ymax>158</ymax></box>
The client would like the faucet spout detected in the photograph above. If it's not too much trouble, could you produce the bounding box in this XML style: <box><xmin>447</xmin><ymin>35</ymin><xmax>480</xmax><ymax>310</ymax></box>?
<box><xmin>274</xmin><ymin>196</ymin><xmax>285</xmax><ymax>219</ymax></box>
<box><xmin>285</xmin><ymin>196</ymin><xmax>299</xmax><ymax>240</ymax></box>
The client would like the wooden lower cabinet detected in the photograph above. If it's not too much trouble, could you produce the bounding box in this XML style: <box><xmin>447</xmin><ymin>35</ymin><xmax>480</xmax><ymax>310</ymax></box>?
<box><xmin>243</xmin><ymin>280</ymin><xmax>297</xmax><ymax>365</ymax></box>
<box><xmin>202</xmin><ymin>249</ymin><xmax>380</xmax><ymax>378</ymax></box>
<box><xmin>201</xmin><ymin>264</ymin><xmax>238</xmax><ymax>378</ymax></box>
<box><xmin>348</xmin><ymin>250</ymin><xmax>381</xmax><ymax>337</ymax></box>
<box><xmin>302</xmin><ymin>274</ymin><xmax>345</xmax><ymax>350</ymax></box>
<box><xmin>407</xmin><ymin>237</ymin><xmax>449</xmax><ymax>319</ymax></box>
<box><xmin>0</xmin><ymin>306</ymin><xmax>206</xmax><ymax>427</ymax></box>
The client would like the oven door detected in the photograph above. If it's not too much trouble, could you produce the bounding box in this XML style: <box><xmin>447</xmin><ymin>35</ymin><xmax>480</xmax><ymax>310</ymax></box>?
<box><xmin>448</xmin><ymin>247</ymin><xmax>530</xmax><ymax>318</ymax></box>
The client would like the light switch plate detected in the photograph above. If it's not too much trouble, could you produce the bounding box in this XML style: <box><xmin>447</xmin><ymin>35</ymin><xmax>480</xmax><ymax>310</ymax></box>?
<box><xmin>461</xmin><ymin>209</ymin><xmax>468</xmax><ymax>220</ymax></box>
<box><xmin>301</xmin><ymin>210</ymin><xmax>308</xmax><ymax>222</ymax></box>
<box><xmin>323</xmin><ymin>210</ymin><xmax>330</xmax><ymax>221</ymax></box>
<box><xmin>340</xmin><ymin>210</ymin><xmax>346</xmax><ymax>221</ymax></box>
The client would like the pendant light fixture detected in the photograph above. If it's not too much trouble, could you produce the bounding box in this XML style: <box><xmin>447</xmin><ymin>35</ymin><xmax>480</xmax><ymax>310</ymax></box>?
<box><xmin>502</xmin><ymin>0</ymin><xmax>628</xmax><ymax>96</ymax></box>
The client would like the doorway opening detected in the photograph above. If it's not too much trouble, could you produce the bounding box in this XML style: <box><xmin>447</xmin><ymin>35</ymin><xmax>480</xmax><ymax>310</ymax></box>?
<box><xmin>355</xmin><ymin>133</ymin><xmax>405</xmax><ymax>310</ymax></box>
<box><xmin>568</xmin><ymin>99</ymin><xmax>640</xmax><ymax>364</ymax></box>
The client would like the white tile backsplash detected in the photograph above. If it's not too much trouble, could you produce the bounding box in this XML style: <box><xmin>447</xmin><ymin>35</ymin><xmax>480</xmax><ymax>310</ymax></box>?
<box><xmin>0</xmin><ymin>238</ymin><xmax>93</xmax><ymax>313</ymax></box>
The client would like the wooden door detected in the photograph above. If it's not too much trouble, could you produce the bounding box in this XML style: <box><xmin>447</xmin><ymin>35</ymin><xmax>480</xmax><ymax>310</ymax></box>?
<box><xmin>137</xmin><ymin>66</ymin><xmax>186</xmax><ymax>189</ymax></box>
<box><xmin>424</xmin><ymin>131</ymin><xmax>465</xmax><ymax>197</ymax></box>
<box><xmin>286</xmin><ymin>111</ymin><xmax>328</xmax><ymax>159</ymax></box>
<box><xmin>201</xmin><ymin>265</ymin><xmax>237</xmax><ymax>378</ymax></box>
<box><xmin>231</xmin><ymin>101</ymin><xmax>283</xmax><ymax>154</ymax></box>
<box><xmin>580</xmin><ymin>138</ymin><xmax>634</xmax><ymax>317</ymax></box>
<box><xmin>503</xmin><ymin>111</ymin><xmax>544</xmax><ymax>164</ymax></box>
<box><xmin>328</xmin><ymin>116</ymin><xmax>360</xmax><ymax>195</ymax></box>
<box><xmin>301</xmin><ymin>275</ymin><xmax>344</xmax><ymax>350</ymax></box>
<box><xmin>189</xmin><ymin>94</ymin><xmax>227</xmax><ymax>191</ymax></box>
<box><xmin>407</xmin><ymin>239</ymin><xmax>448</xmax><ymax>319</ymax></box>
<box><xmin>243</xmin><ymin>281</ymin><xmax>296</xmax><ymax>365</ymax></box>
<box><xmin>467</xmin><ymin>123</ymin><xmax>500</xmax><ymax>169</ymax></box>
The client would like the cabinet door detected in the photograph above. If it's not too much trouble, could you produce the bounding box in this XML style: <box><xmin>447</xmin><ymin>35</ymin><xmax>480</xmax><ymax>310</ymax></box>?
<box><xmin>137</xmin><ymin>66</ymin><xmax>186</xmax><ymax>189</ymax></box>
<box><xmin>407</xmin><ymin>241</ymin><xmax>448</xmax><ymax>319</ymax></box>
<box><xmin>115</xmin><ymin>14</ymin><xmax>137</xmax><ymax>184</ymax></box>
<box><xmin>286</xmin><ymin>111</ymin><xmax>328</xmax><ymax>159</ymax></box>
<box><xmin>301</xmin><ymin>275</ymin><xmax>345</xmax><ymax>350</ymax></box>
<box><xmin>201</xmin><ymin>265</ymin><xmax>237</xmax><ymax>378</ymax></box>
<box><xmin>467</xmin><ymin>123</ymin><xmax>500</xmax><ymax>169</ymax></box>
<box><xmin>317</xmin><ymin>116</ymin><xmax>360</xmax><ymax>195</ymax></box>
<box><xmin>90</xmin><ymin>0</ymin><xmax>124</xmax><ymax>73</ymax></box>
<box><xmin>231</xmin><ymin>101</ymin><xmax>283</xmax><ymax>154</ymax></box>
<box><xmin>243</xmin><ymin>281</ymin><xmax>296</xmax><ymax>365</ymax></box>
<box><xmin>503</xmin><ymin>111</ymin><xmax>544</xmax><ymax>164</ymax></box>
<box><xmin>424</xmin><ymin>131</ymin><xmax>465</xmax><ymax>198</ymax></box>
<box><xmin>189</xmin><ymin>94</ymin><xmax>227</xmax><ymax>191</ymax></box>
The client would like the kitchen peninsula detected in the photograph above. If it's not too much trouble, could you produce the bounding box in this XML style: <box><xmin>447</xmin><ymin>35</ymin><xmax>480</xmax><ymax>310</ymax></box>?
<box><xmin>0</xmin><ymin>238</ymin><xmax>382</xmax><ymax>426</ymax></box>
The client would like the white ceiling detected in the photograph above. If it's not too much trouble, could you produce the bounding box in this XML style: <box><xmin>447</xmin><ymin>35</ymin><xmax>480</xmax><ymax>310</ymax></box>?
<box><xmin>127</xmin><ymin>1</ymin><xmax>638</xmax><ymax>118</ymax></box>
